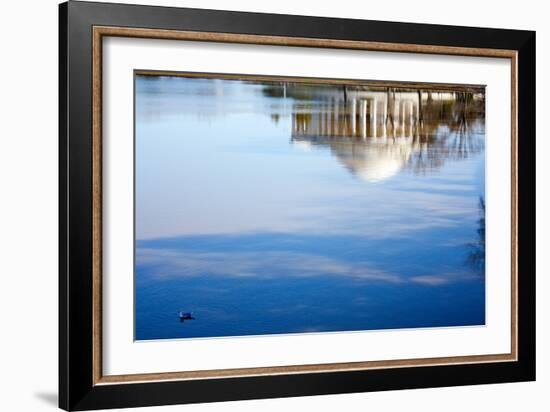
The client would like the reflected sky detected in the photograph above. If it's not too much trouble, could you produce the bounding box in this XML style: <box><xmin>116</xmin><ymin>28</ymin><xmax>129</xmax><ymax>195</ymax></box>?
<box><xmin>135</xmin><ymin>75</ymin><xmax>486</xmax><ymax>340</ymax></box>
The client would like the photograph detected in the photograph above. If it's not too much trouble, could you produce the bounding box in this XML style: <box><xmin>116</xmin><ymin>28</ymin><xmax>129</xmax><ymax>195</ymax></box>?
<box><xmin>0</xmin><ymin>0</ymin><xmax>542</xmax><ymax>409</ymax></box>
<box><xmin>134</xmin><ymin>73</ymin><xmax>487</xmax><ymax>340</ymax></box>
<box><xmin>52</xmin><ymin>1</ymin><xmax>537</xmax><ymax>409</ymax></box>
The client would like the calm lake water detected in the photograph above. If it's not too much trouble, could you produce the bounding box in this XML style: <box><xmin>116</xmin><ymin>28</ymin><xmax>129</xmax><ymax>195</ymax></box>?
<box><xmin>135</xmin><ymin>75</ymin><xmax>486</xmax><ymax>340</ymax></box>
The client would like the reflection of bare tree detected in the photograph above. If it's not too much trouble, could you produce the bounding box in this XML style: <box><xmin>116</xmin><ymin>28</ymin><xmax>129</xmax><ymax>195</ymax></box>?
<box><xmin>466</xmin><ymin>197</ymin><xmax>485</xmax><ymax>274</ymax></box>
<box><xmin>407</xmin><ymin>92</ymin><xmax>484</xmax><ymax>175</ymax></box>
<box><xmin>407</xmin><ymin>123</ymin><xmax>485</xmax><ymax>175</ymax></box>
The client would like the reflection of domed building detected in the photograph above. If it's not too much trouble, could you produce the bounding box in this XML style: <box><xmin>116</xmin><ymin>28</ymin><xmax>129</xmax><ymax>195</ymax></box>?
<box><xmin>294</xmin><ymin>135</ymin><xmax>415</xmax><ymax>183</ymax></box>
<box><xmin>334</xmin><ymin>138</ymin><xmax>415</xmax><ymax>183</ymax></box>
<box><xmin>291</xmin><ymin>92</ymin><xmax>420</xmax><ymax>183</ymax></box>
<box><xmin>290</xmin><ymin>89</ymin><xmax>484</xmax><ymax>183</ymax></box>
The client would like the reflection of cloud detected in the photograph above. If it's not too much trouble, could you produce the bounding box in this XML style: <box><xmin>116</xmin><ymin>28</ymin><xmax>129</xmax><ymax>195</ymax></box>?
<box><xmin>136</xmin><ymin>179</ymin><xmax>478</xmax><ymax>241</ymax></box>
<box><xmin>137</xmin><ymin>242</ymin><xmax>480</xmax><ymax>288</ymax></box>
<box><xmin>282</xmin><ymin>189</ymin><xmax>478</xmax><ymax>241</ymax></box>
<box><xmin>411</xmin><ymin>270</ymin><xmax>480</xmax><ymax>286</ymax></box>
<box><xmin>137</xmin><ymin>248</ymin><xmax>402</xmax><ymax>283</ymax></box>
<box><xmin>411</xmin><ymin>275</ymin><xmax>450</xmax><ymax>286</ymax></box>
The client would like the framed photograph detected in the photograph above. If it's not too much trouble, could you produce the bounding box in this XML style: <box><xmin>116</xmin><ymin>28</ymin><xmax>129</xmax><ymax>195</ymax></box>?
<box><xmin>59</xmin><ymin>1</ymin><xmax>535</xmax><ymax>410</ymax></box>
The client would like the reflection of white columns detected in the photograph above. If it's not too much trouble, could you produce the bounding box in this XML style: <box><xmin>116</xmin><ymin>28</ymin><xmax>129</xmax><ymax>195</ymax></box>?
<box><xmin>382</xmin><ymin>95</ymin><xmax>387</xmax><ymax>138</ymax></box>
<box><xmin>351</xmin><ymin>98</ymin><xmax>357</xmax><ymax>136</ymax></box>
<box><xmin>409</xmin><ymin>101</ymin><xmax>413</xmax><ymax>137</ymax></box>
<box><xmin>401</xmin><ymin>100</ymin><xmax>407</xmax><ymax>137</ymax></box>
<box><xmin>393</xmin><ymin>99</ymin><xmax>401</xmax><ymax>137</ymax></box>
<box><xmin>326</xmin><ymin>109</ymin><xmax>330</xmax><ymax>136</ymax></box>
<box><xmin>372</xmin><ymin>99</ymin><xmax>377</xmax><ymax>138</ymax></box>
<box><xmin>327</xmin><ymin>101</ymin><xmax>331</xmax><ymax>135</ymax></box>
<box><xmin>361</xmin><ymin>99</ymin><xmax>367</xmax><ymax>138</ymax></box>
<box><xmin>334</xmin><ymin>100</ymin><xmax>339</xmax><ymax>136</ymax></box>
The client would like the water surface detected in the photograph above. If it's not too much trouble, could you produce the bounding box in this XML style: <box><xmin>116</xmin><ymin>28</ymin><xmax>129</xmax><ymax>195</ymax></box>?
<box><xmin>135</xmin><ymin>75</ymin><xmax>486</xmax><ymax>340</ymax></box>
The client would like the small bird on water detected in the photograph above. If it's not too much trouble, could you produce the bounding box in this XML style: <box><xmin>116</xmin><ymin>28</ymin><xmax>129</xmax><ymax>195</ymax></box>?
<box><xmin>179</xmin><ymin>311</ymin><xmax>195</xmax><ymax>322</ymax></box>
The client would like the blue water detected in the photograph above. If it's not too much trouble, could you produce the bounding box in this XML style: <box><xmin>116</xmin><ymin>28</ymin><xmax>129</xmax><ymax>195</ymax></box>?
<box><xmin>135</xmin><ymin>75</ymin><xmax>486</xmax><ymax>340</ymax></box>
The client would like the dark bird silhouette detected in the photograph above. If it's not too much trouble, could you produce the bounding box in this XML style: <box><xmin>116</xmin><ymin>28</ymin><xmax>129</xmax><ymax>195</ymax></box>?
<box><xmin>178</xmin><ymin>311</ymin><xmax>195</xmax><ymax>322</ymax></box>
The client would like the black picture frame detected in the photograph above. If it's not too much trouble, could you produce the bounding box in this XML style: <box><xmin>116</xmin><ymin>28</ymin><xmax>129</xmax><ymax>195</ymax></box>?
<box><xmin>59</xmin><ymin>1</ymin><xmax>536</xmax><ymax>410</ymax></box>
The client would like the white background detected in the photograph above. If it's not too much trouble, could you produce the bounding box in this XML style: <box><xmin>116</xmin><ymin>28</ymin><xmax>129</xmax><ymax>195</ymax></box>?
<box><xmin>0</xmin><ymin>0</ymin><xmax>546</xmax><ymax>411</ymax></box>
<box><xmin>103</xmin><ymin>37</ymin><xmax>511</xmax><ymax>376</ymax></box>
